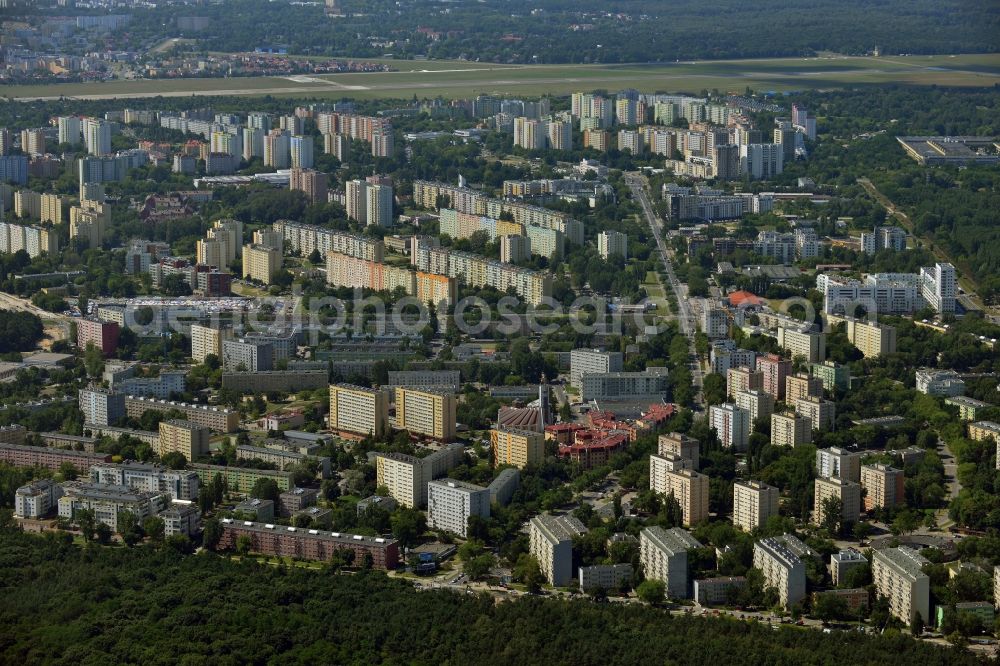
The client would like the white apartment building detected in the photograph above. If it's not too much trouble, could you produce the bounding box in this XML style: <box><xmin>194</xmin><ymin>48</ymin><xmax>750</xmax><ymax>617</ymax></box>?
<box><xmin>815</xmin><ymin>447</ymin><xmax>862</xmax><ymax>482</ymax></box>
<box><xmin>640</xmin><ymin>526</ymin><xmax>702</xmax><ymax>599</ymax></box>
<box><xmin>701</xmin><ymin>307</ymin><xmax>729</xmax><ymax>340</ymax></box>
<box><xmin>597</xmin><ymin>230</ymin><xmax>628</xmax><ymax>259</ymax></box>
<box><xmin>753</xmin><ymin>537</ymin><xmax>806</xmax><ymax>609</ymax></box>
<box><xmin>649</xmin><ymin>453</ymin><xmax>691</xmax><ymax>494</ymax></box>
<box><xmin>709</xmin><ymin>403</ymin><xmax>750</xmax><ymax>451</ymax></box>
<box><xmin>427</xmin><ymin>478</ymin><xmax>490</xmax><ymax>538</ymax></box>
<box><xmin>579</xmin><ymin>564</ymin><xmax>633</xmax><ymax>591</ymax></box>
<box><xmin>920</xmin><ymin>262</ymin><xmax>956</xmax><ymax>315</ymax></box>
<box><xmin>872</xmin><ymin>547</ymin><xmax>930</xmax><ymax>625</ymax></box>
<box><xmin>529</xmin><ymin>513</ymin><xmax>588</xmax><ymax>587</ymax></box>
<box><xmin>58</xmin><ymin>482</ymin><xmax>169</xmax><ymax>532</ymax></box>
<box><xmin>366</xmin><ymin>183</ymin><xmax>394</xmax><ymax>227</ymax></box>
<box><xmin>569</xmin><ymin>348</ymin><xmax>624</xmax><ymax>388</ymax></box>
<box><xmin>831</xmin><ymin>549</ymin><xmax>868</xmax><ymax>586</ymax></box>
<box><xmin>161</xmin><ymin>504</ymin><xmax>202</xmax><ymax>537</ymax></box>
<box><xmin>915</xmin><ymin>368</ymin><xmax>965</xmax><ymax>397</ymax></box>
<box><xmin>733</xmin><ymin>480</ymin><xmax>779</xmax><ymax>532</ymax></box>
<box><xmin>739</xmin><ymin>143</ymin><xmax>783</xmax><ymax>180</ymax></box>
<box><xmin>90</xmin><ymin>462</ymin><xmax>200</xmax><ymax>501</ymax></box>
<box><xmin>79</xmin><ymin>387</ymin><xmax>126</xmax><ymax>426</ymax></box>
<box><xmin>375</xmin><ymin>445</ymin><xmax>464</xmax><ymax>508</ymax></box>
<box><xmin>14</xmin><ymin>479</ymin><xmax>63</xmax><ymax>518</ymax></box>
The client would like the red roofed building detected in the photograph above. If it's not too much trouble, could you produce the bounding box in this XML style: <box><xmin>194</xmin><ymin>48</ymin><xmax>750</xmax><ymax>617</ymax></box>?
<box><xmin>544</xmin><ymin>422</ymin><xmax>584</xmax><ymax>445</ymax></box>
<box><xmin>638</xmin><ymin>403</ymin><xmax>674</xmax><ymax>429</ymax></box>
<box><xmin>728</xmin><ymin>290</ymin><xmax>764</xmax><ymax>308</ymax></box>
<box><xmin>558</xmin><ymin>431</ymin><xmax>628</xmax><ymax>469</ymax></box>
<box><xmin>586</xmin><ymin>410</ymin><xmax>616</xmax><ymax>426</ymax></box>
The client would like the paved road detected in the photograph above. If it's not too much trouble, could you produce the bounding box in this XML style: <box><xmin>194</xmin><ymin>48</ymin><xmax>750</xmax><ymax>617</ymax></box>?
<box><xmin>935</xmin><ymin>436</ymin><xmax>962</xmax><ymax>530</ymax></box>
<box><xmin>626</xmin><ymin>173</ymin><xmax>704</xmax><ymax>406</ymax></box>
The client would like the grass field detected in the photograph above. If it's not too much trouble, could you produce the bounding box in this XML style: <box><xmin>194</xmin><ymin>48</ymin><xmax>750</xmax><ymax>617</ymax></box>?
<box><xmin>5</xmin><ymin>53</ymin><xmax>999</xmax><ymax>101</ymax></box>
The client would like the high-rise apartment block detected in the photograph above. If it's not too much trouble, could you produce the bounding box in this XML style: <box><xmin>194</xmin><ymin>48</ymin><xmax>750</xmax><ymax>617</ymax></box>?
<box><xmin>83</xmin><ymin>118</ymin><xmax>112</xmax><ymax>156</ymax></box>
<box><xmin>735</xmin><ymin>389</ymin><xmax>775</xmax><ymax>425</ymax></box>
<box><xmin>753</xmin><ymin>537</ymin><xmax>806</xmax><ymax>609</ymax></box>
<box><xmin>289</xmin><ymin>167</ymin><xmax>328</xmax><ymax>204</ymax></box>
<box><xmin>860</xmin><ymin>464</ymin><xmax>905</xmax><ymax>511</ymax></box>
<box><xmin>58</xmin><ymin>116</ymin><xmax>82</xmax><ymax>146</ymax></box>
<box><xmin>329</xmin><ymin>384</ymin><xmax>389</xmax><ymax>438</ymax></box>
<box><xmin>394</xmin><ymin>387</ymin><xmax>456</xmax><ymax>441</ymax></box>
<box><xmin>784</xmin><ymin>373</ymin><xmax>823</xmax><ymax>404</ymax></box>
<box><xmin>778</xmin><ymin>326</ymin><xmax>826</xmax><ymax>363</ymax></box>
<box><xmin>872</xmin><ymin>547</ymin><xmax>930</xmax><ymax>625</ymax></box>
<box><xmin>157</xmin><ymin>420</ymin><xmax>210</xmax><ymax>461</ymax></box>
<box><xmin>529</xmin><ymin>513</ymin><xmax>588</xmax><ymax>586</ymax></box>
<box><xmin>374</xmin><ymin>444</ymin><xmax>463</xmax><ymax>508</ymax></box>
<box><xmin>290</xmin><ymin>135</ymin><xmax>314</xmax><ymax>168</ymax></box>
<box><xmin>770</xmin><ymin>412</ymin><xmax>812</xmax><ymax>447</ymax></box>
<box><xmin>569</xmin><ymin>348</ymin><xmax>623</xmax><ymax>388</ymax></box>
<box><xmin>427</xmin><ymin>478</ymin><xmax>490</xmax><ymax>538</ymax></box>
<box><xmin>920</xmin><ymin>262</ymin><xmax>956</xmax><ymax>315</ymax></box>
<box><xmin>222</xmin><ymin>339</ymin><xmax>273</xmax><ymax>372</ymax></box>
<box><xmin>727</xmin><ymin>366</ymin><xmax>763</xmax><ymax>399</ymax></box>
<box><xmin>79</xmin><ymin>387</ymin><xmax>126</xmax><ymax>426</ymax></box>
<box><xmin>491</xmin><ymin>426</ymin><xmax>545</xmax><ymax>469</ymax></box>
<box><xmin>813</xmin><ymin>476</ymin><xmax>861</xmax><ymax>526</ymax></box>
<box><xmin>709</xmin><ymin>403</ymin><xmax>750</xmax><ymax>452</ymax></box>
<box><xmin>77</xmin><ymin>318</ymin><xmax>120</xmax><ymax>356</ymax></box>
<box><xmin>597</xmin><ymin>230</ymin><xmax>628</xmax><ymax>260</ymax></box>
<box><xmin>657</xmin><ymin>433</ymin><xmax>700</xmax><ymax>470</ymax></box>
<box><xmin>815</xmin><ymin>446</ymin><xmax>862</xmax><ymax>482</ymax></box>
<box><xmin>652</xmin><ymin>468</ymin><xmax>709</xmax><ymax>526</ymax></box>
<box><xmin>241</xmin><ymin>243</ymin><xmax>282</xmax><ymax>283</ymax></box>
<box><xmin>810</xmin><ymin>360</ymin><xmax>851</xmax><ymax>392</ymax></box>
<box><xmin>640</xmin><ymin>526</ymin><xmax>702</xmax><ymax>599</ymax></box>
<box><xmin>733</xmin><ymin>480</ymin><xmax>779</xmax><ymax>532</ymax></box>
<box><xmin>756</xmin><ymin>354</ymin><xmax>792</xmax><ymax>400</ymax></box>
<box><xmin>500</xmin><ymin>234</ymin><xmax>531</xmax><ymax>263</ymax></box>
<box><xmin>795</xmin><ymin>395</ymin><xmax>836</xmax><ymax>432</ymax></box>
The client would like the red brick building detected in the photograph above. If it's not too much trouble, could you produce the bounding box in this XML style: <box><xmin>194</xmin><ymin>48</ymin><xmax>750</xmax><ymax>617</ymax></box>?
<box><xmin>0</xmin><ymin>442</ymin><xmax>111</xmax><ymax>471</ymax></box>
<box><xmin>218</xmin><ymin>519</ymin><xmax>400</xmax><ymax>569</ymax></box>
<box><xmin>77</xmin><ymin>318</ymin><xmax>120</xmax><ymax>357</ymax></box>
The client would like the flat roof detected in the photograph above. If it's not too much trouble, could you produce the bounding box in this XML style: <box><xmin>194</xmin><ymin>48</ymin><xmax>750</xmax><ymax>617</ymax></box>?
<box><xmin>220</xmin><ymin>518</ymin><xmax>397</xmax><ymax>548</ymax></box>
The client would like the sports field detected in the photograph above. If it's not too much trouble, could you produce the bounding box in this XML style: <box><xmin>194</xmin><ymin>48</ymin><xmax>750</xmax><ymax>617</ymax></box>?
<box><xmin>5</xmin><ymin>53</ymin><xmax>999</xmax><ymax>101</ymax></box>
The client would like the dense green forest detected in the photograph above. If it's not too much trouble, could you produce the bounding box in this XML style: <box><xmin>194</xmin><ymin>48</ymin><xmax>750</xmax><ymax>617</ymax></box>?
<box><xmin>0</xmin><ymin>527</ymin><xmax>980</xmax><ymax>665</ymax></box>
<box><xmin>42</xmin><ymin>0</ymin><xmax>1000</xmax><ymax>63</ymax></box>
<box><xmin>0</xmin><ymin>310</ymin><xmax>44</xmax><ymax>354</ymax></box>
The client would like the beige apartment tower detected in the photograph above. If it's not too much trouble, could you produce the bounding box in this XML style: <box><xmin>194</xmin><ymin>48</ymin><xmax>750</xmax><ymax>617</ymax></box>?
<box><xmin>329</xmin><ymin>384</ymin><xmax>389</xmax><ymax>438</ymax></box>
<box><xmin>733</xmin><ymin>480</ymin><xmax>779</xmax><ymax>532</ymax></box>
<box><xmin>491</xmin><ymin>426</ymin><xmax>545</xmax><ymax>469</ymax></box>
<box><xmin>157</xmin><ymin>419</ymin><xmax>210</xmax><ymax>461</ymax></box>
<box><xmin>394</xmin><ymin>387</ymin><xmax>456</xmax><ymax>441</ymax></box>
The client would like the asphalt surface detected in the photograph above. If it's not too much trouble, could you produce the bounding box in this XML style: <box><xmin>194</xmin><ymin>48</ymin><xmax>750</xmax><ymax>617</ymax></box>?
<box><xmin>626</xmin><ymin>173</ymin><xmax>704</xmax><ymax>406</ymax></box>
